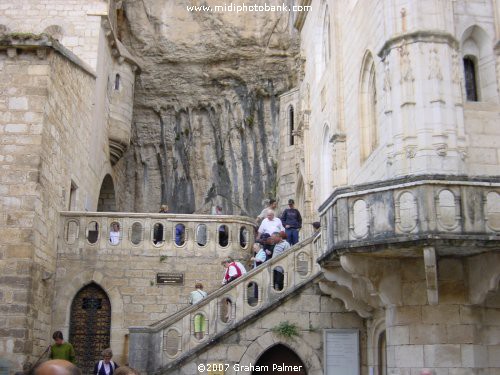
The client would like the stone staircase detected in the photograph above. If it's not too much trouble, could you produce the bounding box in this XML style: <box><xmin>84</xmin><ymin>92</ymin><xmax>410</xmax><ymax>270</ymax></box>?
<box><xmin>129</xmin><ymin>233</ymin><xmax>324</xmax><ymax>374</ymax></box>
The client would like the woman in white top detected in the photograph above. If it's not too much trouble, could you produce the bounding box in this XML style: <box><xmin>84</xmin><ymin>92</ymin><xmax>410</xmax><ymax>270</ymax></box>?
<box><xmin>109</xmin><ymin>222</ymin><xmax>120</xmax><ymax>245</ymax></box>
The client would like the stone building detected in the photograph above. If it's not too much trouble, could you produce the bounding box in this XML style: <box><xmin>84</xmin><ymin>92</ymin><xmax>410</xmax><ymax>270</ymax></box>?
<box><xmin>1</xmin><ymin>0</ymin><xmax>500</xmax><ymax>375</ymax></box>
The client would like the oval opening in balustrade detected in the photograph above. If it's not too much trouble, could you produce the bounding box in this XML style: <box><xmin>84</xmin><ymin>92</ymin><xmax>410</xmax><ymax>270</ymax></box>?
<box><xmin>273</xmin><ymin>266</ymin><xmax>285</xmax><ymax>291</ymax></box>
<box><xmin>193</xmin><ymin>313</ymin><xmax>207</xmax><ymax>340</ymax></box>
<box><xmin>220</xmin><ymin>297</ymin><xmax>232</xmax><ymax>323</ymax></box>
<box><xmin>109</xmin><ymin>221</ymin><xmax>121</xmax><ymax>245</ymax></box>
<box><xmin>352</xmin><ymin>199</ymin><xmax>369</xmax><ymax>238</ymax></box>
<box><xmin>239</xmin><ymin>226</ymin><xmax>249</xmax><ymax>249</ymax></box>
<box><xmin>397</xmin><ymin>191</ymin><xmax>418</xmax><ymax>232</ymax></box>
<box><xmin>164</xmin><ymin>329</ymin><xmax>180</xmax><ymax>357</ymax></box>
<box><xmin>296</xmin><ymin>252</ymin><xmax>310</xmax><ymax>277</ymax></box>
<box><xmin>437</xmin><ymin>189</ymin><xmax>457</xmax><ymax>229</ymax></box>
<box><xmin>152</xmin><ymin>223</ymin><xmax>164</xmax><ymax>246</ymax></box>
<box><xmin>130</xmin><ymin>222</ymin><xmax>143</xmax><ymax>245</ymax></box>
<box><xmin>247</xmin><ymin>282</ymin><xmax>259</xmax><ymax>307</ymax></box>
<box><xmin>174</xmin><ymin>224</ymin><xmax>186</xmax><ymax>246</ymax></box>
<box><xmin>486</xmin><ymin>191</ymin><xmax>500</xmax><ymax>231</ymax></box>
<box><xmin>196</xmin><ymin>224</ymin><xmax>208</xmax><ymax>247</ymax></box>
<box><xmin>65</xmin><ymin>220</ymin><xmax>79</xmax><ymax>244</ymax></box>
<box><xmin>86</xmin><ymin>221</ymin><xmax>99</xmax><ymax>244</ymax></box>
<box><xmin>218</xmin><ymin>225</ymin><xmax>229</xmax><ymax>247</ymax></box>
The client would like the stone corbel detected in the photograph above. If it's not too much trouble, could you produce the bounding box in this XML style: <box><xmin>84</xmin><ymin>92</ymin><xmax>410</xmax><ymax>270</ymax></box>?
<box><xmin>423</xmin><ymin>247</ymin><xmax>438</xmax><ymax>305</ymax></box>
<box><xmin>324</xmin><ymin>266</ymin><xmax>382</xmax><ymax>309</ymax></box>
<box><xmin>467</xmin><ymin>252</ymin><xmax>500</xmax><ymax>305</ymax></box>
<box><xmin>340</xmin><ymin>254</ymin><xmax>402</xmax><ymax>306</ymax></box>
<box><xmin>319</xmin><ymin>280</ymin><xmax>373</xmax><ymax>318</ymax></box>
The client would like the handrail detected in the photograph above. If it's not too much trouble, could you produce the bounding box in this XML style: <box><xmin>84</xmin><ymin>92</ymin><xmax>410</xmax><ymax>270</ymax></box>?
<box><xmin>145</xmin><ymin>234</ymin><xmax>318</xmax><ymax>331</ymax></box>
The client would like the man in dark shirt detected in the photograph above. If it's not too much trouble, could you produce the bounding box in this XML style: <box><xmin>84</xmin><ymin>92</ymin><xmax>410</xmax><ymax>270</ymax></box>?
<box><xmin>281</xmin><ymin>199</ymin><xmax>302</xmax><ymax>246</ymax></box>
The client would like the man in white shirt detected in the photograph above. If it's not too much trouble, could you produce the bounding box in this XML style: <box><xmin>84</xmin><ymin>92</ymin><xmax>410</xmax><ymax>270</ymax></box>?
<box><xmin>257</xmin><ymin>210</ymin><xmax>284</xmax><ymax>239</ymax></box>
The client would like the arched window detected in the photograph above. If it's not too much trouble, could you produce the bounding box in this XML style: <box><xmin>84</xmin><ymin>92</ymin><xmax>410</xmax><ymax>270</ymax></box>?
<box><xmin>463</xmin><ymin>56</ymin><xmax>478</xmax><ymax>102</ymax></box>
<box><xmin>359</xmin><ymin>52</ymin><xmax>378</xmax><ymax>162</ymax></box>
<box><xmin>114</xmin><ymin>73</ymin><xmax>120</xmax><ymax>90</ymax></box>
<box><xmin>461</xmin><ymin>25</ymin><xmax>498</xmax><ymax>102</ymax></box>
<box><xmin>288</xmin><ymin>105</ymin><xmax>294</xmax><ymax>146</ymax></box>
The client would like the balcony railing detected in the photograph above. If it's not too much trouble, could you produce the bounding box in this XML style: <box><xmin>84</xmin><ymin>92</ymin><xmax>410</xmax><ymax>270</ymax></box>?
<box><xmin>59</xmin><ymin>212</ymin><xmax>255</xmax><ymax>254</ymax></box>
<box><xmin>317</xmin><ymin>175</ymin><xmax>500</xmax><ymax>260</ymax></box>
<box><xmin>128</xmin><ymin>233</ymin><xmax>323</xmax><ymax>373</ymax></box>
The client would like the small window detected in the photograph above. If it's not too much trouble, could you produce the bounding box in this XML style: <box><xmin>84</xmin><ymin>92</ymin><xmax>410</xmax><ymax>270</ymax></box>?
<box><xmin>109</xmin><ymin>221</ymin><xmax>121</xmax><ymax>245</ymax></box>
<box><xmin>114</xmin><ymin>73</ymin><xmax>120</xmax><ymax>90</ymax></box>
<box><xmin>220</xmin><ymin>297</ymin><xmax>233</xmax><ymax>323</ymax></box>
<box><xmin>87</xmin><ymin>221</ymin><xmax>99</xmax><ymax>244</ymax></box>
<box><xmin>65</xmin><ymin>220</ymin><xmax>79</xmax><ymax>244</ymax></box>
<box><xmin>68</xmin><ymin>181</ymin><xmax>77</xmax><ymax>210</ymax></box>
<box><xmin>218</xmin><ymin>225</ymin><xmax>229</xmax><ymax>247</ymax></box>
<box><xmin>130</xmin><ymin>222</ymin><xmax>143</xmax><ymax>245</ymax></box>
<box><xmin>289</xmin><ymin>105</ymin><xmax>294</xmax><ymax>146</ymax></box>
<box><xmin>152</xmin><ymin>223</ymin><xmax>164</xmax><ymax>245</ymax></box>
<box><xmin>193</xmin><ymin>313</ymin><xmax>207</xmax><ymax>340</ymax></box>
<box><xmin>247</xmin><ymin>282</ymin><xmax>259</xmax><ymax>307</ymax></box>
<box><xmin>463</xmin><ymin>56</ymin><xmax>478</xmax><ymax>102</ymax></box>
<box><xmin>239</xmin><ymin>226</ymin><xmax>249</xmax><ymax>249</ymax></box>
<box><xmin>196</xmin><ymin>224</ymin><xmax>208</xmax><ymax>247</ymax></box>
<box><xmin>174</xmin><ymin>224</ymin><xmax>186</xmax><ymax>246</ymax></box>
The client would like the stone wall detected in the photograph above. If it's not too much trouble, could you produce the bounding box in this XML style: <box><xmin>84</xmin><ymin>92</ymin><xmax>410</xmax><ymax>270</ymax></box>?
<box><xmin>167</xmin><ymin>283</ymin><xmax>366</xmax><ymax>375</ymax></box>
<box><xmin>54</xmin><ymin>213</ymin><xmax>255</xmax><ymax>367</ymax></box>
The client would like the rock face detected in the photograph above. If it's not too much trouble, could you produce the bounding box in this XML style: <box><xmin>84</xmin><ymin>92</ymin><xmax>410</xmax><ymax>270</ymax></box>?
<box><xmin>117</xmin><ymin>0</ymin><xmax>299</xmax><ymax>215</ymax></box>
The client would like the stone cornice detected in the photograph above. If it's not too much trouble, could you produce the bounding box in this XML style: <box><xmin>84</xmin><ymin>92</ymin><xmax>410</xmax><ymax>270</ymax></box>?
<box><xmin>0</xmin><ymin>33</ymin><xmax>96</xmax><ymax>77</ymax></box>
<box><xmin>293</xmin><ymin>0</ymin><xmax>312</xmax><ymax>32</ymax></box>
<box><xmin>378</xmin><ymin>30</ymin><xmax>459</xmax><ymax>59</ymax></box>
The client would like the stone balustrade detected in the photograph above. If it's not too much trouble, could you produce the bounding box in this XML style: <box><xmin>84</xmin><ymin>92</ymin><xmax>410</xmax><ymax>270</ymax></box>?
<box><xmin>318</xmin><ymin>175</ymin><xmax>500</xmax><ymax>260</ymax></box>
<box><xmin>128</xmin><ymin>233</ymin><xmax>323</xmax><ymax>373</ymax></box>
<box><xmin>59</xmin><ymin>212</ymin><xmax>255</xmax><ymax>253</ymax></box>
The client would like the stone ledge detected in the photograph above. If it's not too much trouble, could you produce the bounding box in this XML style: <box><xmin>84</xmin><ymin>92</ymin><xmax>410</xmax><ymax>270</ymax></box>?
<box><xmin>0</xmin><ymin>33</ymin><xmax>96</xmax><ymax>78</ymax></box>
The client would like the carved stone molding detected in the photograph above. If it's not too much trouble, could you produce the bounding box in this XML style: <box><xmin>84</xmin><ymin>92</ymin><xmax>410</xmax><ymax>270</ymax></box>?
<box><xmin>318</xmin><ymin>280</ymin><xmax>373</xmax><ymax>318</ymax></box>
<box><xmin>340</xmin><ymin>255</ymin><xmax>402</xmax><ymax>306</ymax></box>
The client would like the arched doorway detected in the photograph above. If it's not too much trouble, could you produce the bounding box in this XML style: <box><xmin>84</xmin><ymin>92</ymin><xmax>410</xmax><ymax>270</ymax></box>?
<box><xmin>69</xmin><ymin>283</ymin><xmax>111</xmax><ymax>374</ymax></box>
<box><xmin>97</xmin><ymin>175</ymin><xmax>116</xmax><ymax>212</ymax></box>
<box><xmin>253</xmin><ymin>344</ymin><xmax>307</xmax><ymax>375</ymax></box>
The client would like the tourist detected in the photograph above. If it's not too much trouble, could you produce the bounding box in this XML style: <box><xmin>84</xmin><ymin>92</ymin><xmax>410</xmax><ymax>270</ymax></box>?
<box><xmin>189</xmin><ymin>282</ymin><xmax>208</xmax><ymax>305</ymax></box>
<box><xmin>256</xmin><ymin>199</ymin><xmax>277</xmax><ymax>225</ymax></box>
<box><xmin>109</xmin><ymin>222</ymin><xmax>120</xmax><ymax>245</ymax></box>
<box><xmin>93</xmin><ymin>348</ymin><xmax>119</xmax><ymax>375</ymax></box>
<box><xmin>271</xmin><ymin>232</ymin><xmax>291</xmax><ymax>290</ymax></box>
<box><xmin>49</xmin><ymin>331</ymin><xmax>75</xmax><ymax>363</ymax></box>
<box><xmin>35</xmin><ymin>360</ymin><xmax>81</xmax><ymax>375</ymax></box>
<box><xmin>258</xmin><ymin>232</ymin><xmax>275</xmax><ymax>260</ymax></box>
<box><xmin>221</xmin><ymin>257</ymin><xmax>247</xmax><ymax>285</ymax></box>
<box><xmin>257</xmin><ymin>210</ymin><xmax>284</xmax><ymax>239</ymax></box>
<box><xmin>159</xmin><ymin>205</ymin><xmax>168</xmax><ymax>213</ymax></box>
<box><xmin>250</xmin><ymin>243</ymin><xmax>267</xmax><ymax>268</ymax></box>
<box><xmin>280</xmin><ymin>199</ymin><xmax>302</xmax><ymax>246</ymax></box>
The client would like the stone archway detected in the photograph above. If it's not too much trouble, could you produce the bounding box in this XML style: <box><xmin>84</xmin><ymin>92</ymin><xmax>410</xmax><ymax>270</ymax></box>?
<box><xmin>97</xmin><ymin>174</ymin><xmax>116</xmax><ymax>212</ymax></box>
<box><xmin>253</xmin><ymin>344</ymin><xmax>307</xmax><ymax>375</ymax></box>
<box><xmin>237</xmin><ymin>332</ymin><xmax>323</xmax><ymax>375</ymax></box>
<box><xmin>69</xmin><ymin>283</ymin><xmax>111</xmax><ymax>374</ymax></box>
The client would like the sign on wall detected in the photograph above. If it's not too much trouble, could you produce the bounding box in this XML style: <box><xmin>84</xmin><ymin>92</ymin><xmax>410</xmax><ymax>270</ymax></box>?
<box><xmin>156</xmin><ymin>273</ymin><xmax>184</xmax><ymax>285</ymax></box>
<box><xmin>324</xmin><ymin>329</ymin><xmax>360</xmax><ymax>375</ymax></box>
